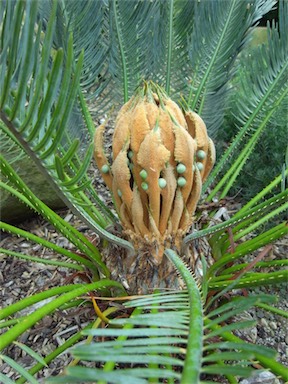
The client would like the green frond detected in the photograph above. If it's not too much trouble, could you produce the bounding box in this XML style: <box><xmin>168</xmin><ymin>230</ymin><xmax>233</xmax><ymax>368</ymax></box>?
<box><xmin>0</xmin><ymin>280</ymin><xmax>122</xmax><ymax>351</ymax></box>
<box><xmin>183</xmin><ymin>182</ymin><xmax>288</xmax><ymax>255</ymax></box>
<box><xmin>50</xmin><ymin>251</ymin><xmax>286</xmax><ymax>383</ymax></box>
<box><xmin>0</xmin><ymin>156</ymin><xmax>109</xmax><ymax>275</ymax></box>
<box><xmin>0</xmin><ymin>0</ymin><xmax>135</xmax><ymax>255</ymax></box>
<box><xmin>205</xmin><ymin>0</ymin><xmax>287</xmax><ymax>195</ymax></box>
<box><xmin>0</xmin><ymin>354</ymin><xmax>39</xmax><ymax>384</ymax></box>
<box><xmin>50</xmin><ymin>0</ymin><xmax>170</xmax><ymax>107</ymax></box>
<box><xmin>169</xmin><ymin>0</ymin><xmax>195</xmax><ymax>95</ymax></box>
<box><xmin>109</xmin><ymin>0</ymin><xmax>172</xmax><ymax>102</ymax></box>
<box><xmin>0</xmin><ymin>121</ymin><xmax>26</xmax><ymax>164</ymax></box>
<box><xmin>183</xmin><ymin>0</ymin><xmax>276</xmax><ymax>136</ymax></box>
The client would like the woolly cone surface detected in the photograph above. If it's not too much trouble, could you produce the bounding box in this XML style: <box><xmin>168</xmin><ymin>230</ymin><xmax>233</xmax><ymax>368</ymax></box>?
<box><xmin>94</xmin><ymin>82</ymin><xmax>215</xmax><ymax>293</ymax></box>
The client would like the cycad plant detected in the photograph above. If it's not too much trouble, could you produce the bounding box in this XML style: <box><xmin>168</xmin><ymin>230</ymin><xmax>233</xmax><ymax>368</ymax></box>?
<box><xmin>0</xmin><ymin>0</ymin><xmax>287</xmax><ymax>383</ymax></box>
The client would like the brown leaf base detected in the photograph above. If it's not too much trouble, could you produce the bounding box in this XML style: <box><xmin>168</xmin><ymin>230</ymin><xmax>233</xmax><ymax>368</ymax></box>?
<box><xmin>101</xmin><ymin>236</ymin><xmax>213</xmax><ymax>294</ymax></box>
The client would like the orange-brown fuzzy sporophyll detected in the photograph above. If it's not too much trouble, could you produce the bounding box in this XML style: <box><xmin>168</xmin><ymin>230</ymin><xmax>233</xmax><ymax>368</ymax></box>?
<box><xmin>94</xmin><ymin>81</ymin><xmax>215</xmax><ymax>268</ymax></box>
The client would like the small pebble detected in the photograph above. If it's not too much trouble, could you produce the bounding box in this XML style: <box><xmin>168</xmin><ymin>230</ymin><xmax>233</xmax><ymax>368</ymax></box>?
<box><xmin>4</xmin><ymin>281</ymin><xmax>14</xmax><ymax>287</ymax></box>
<box><xmin>269</xmin><ymin>321</ymin><xmax>277</xmax><ymax>330</ymax></box>
<box><xmin>260</xmin><ymin>318</ymin><xmax>268</xmax><ymax>328</ymax></box>
<box><xmin>20</xmin><ymin>242</ymin><xmax>31</xmax><ymax>248</ymax></box>
<box><xmin>239</xmin><ymin>370</ymin><xmax>280</xmax><ymax>384</ymax></box>
<box><xmin>64</xmin><ymin>213</ymin><xmax>73</xmax><ymax>222</ymax></box>
<box><xmin>256</xmin><ymin>310</ymin><xmax>265</xmax><ymax>318</ymax></box>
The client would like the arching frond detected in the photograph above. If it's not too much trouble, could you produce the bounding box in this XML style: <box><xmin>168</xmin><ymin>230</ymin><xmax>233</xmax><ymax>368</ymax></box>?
<box><xmin>48</xmin><ymin>251</ymin><xmax>286</xmax><ymax>384</ymax></box>
<box><xmin>36</xmin><ymin>0</ymin><xmax>275</xmax><ymax>133</ymax></box>
<box><xmin>47</xmin><ymin>0</ymin><xmax>170</xmax><ymax>109</ymax></box>
<box><xmin>182</xmin><ymin>0</ymin><xmax>276</xmax><ymax>136</ymax></box>
<box><xmin>184</xmin><ymin>175</ymin><xmax>288</xmax><ymax>249</ymax></box>
<box><xmin>0</xmin><ymin>0</ymin><xmax>134</xmax><ymax>255</ymax></box>
<box><xmin>204</xmin><ymin>0</ymin><xmax>287</xmax><ymax>195</ymax></box>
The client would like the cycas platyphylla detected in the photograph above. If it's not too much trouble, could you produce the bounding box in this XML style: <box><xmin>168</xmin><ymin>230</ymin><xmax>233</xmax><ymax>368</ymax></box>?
<box><xmin>94</xmin><ymin>82</ymin><xmax>215</xmax><ymax>293</ymax></box>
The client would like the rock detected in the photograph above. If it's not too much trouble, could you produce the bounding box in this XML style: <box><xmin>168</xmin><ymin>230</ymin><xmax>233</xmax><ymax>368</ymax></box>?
<box><xmin>240</xmin><ymin>370</ymin><xmax>280</xmax><ymax>384</ymax></box>
<box><xmin>233</xmin><ymin>311</ymin><xmax>258</xmax><ymax>344</ymax></box>
<box><xmin>270</xmin><ymin>321</ymin><xmax>277</xmax><ymax>330</ymax></box>
<box><xmin>260</xmin><ymin>318</ymin><xmax>268</xmax><ymax>328</ymax></box>
<box><xmin>1</xmin><ymin>156</ymin><xmax>66</xmax><ymax>223</ymax></box>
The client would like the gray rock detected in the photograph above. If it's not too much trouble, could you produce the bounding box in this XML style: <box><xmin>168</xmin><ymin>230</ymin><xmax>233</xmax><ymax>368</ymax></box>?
<box><xmin>270</xmin><ymin>321</ymin><xmax>277</xmax><ymax>330</ymax></box>
<box><xmin>233</xmin><ymin>311</ymin><xmax>258</xmax><ymax>343</ymax></box>
<box><xmin>240</xmin><ymin>370</ymin><xmax>280</xmax><ymax>384</ymax></box>
<box><xmin>1</xmin><ymin>156</ymin><xmax>66</xmax><ymax>223</ymax></box>
<box><xmin>260</xmin><ymin>318</ymin><xmax>268</xmax><ymax>328</ymax></box>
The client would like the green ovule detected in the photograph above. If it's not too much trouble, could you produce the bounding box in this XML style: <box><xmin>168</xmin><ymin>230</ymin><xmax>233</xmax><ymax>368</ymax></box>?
<box><xmin>176</xmin><ymin>163</ymin><xmax>186</xmax><ymax>174</ymax></box>
<box><xmin>128</xmin><ymin>150</ymin><xmax>133</xmax><ymax>159</ymax></box>
<box><xmin>177</xmin><ymin>177</ymin><xmax>186</xmax><ymax>187</ymax></box>
<box><xmin>140</xmin><ymin>169</ymin><xmax>148</xmax><ymax>180</ymax></box>
<box><xmin>101</xmin><ymin>164</ymin><xmax>110</xmax><ymax>174</ymax></box>
<box><xmin>141</xmin><ymin>182</ymin><xmax>148</xmax><ymax>191</ymax></box>
<box><xmin>117</xmin><ymin>189</ymin><xmax>122</xmax><ymax>197</ymax></box>
<box><xmin>158</xmin><ymin>178</ymin><xmax>167</xmax><ymax>188</ymax></box>
<box><xmin>197</xmin><ymin>150</ymin><xmax>206</xmax><ymax>160</ymax></box>
<box><xmin>196</xmin><ymin>162</ymin><xmax>204</xmax><ymax>171</ymax></box>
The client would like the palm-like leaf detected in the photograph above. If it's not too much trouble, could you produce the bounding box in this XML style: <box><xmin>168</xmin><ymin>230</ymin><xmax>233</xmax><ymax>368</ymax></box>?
<box><xmin>0</xmin><ymin>0</ymin><xmax>135</xmax><ymax>256</ymax></box>
<box><xmin>183</xmin><ymin>0</ymin><xmax>275</xmax><ymax>135</ymax></box>
<box><xmin>48</xmin><ymin>251</ymin><xmax>286</xmax><ymax>383</ymax></box>
<box><xmin>38</xmin><ymin>0</ymin><xmax>275</xmax><ymax>133</ymax></box>
<box><xmin>204</xmin><ymin>0</ymin><xmax>288</xmax><ymax>196</ymax></box>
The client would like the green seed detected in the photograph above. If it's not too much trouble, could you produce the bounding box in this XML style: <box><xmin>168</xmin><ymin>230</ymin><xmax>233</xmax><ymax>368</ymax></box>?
<box><xmin>129</xmin><ymin>163</ymin><xmax>134</xmax><ymax>171</ymax></box>
<box><xmin>197</xmin><ymin>150</ymin><xmax>206</xmax><ymax>160</ymax></box>
<box><xmin>141</xmin><ymin>182</ymin><xmax>148</xmax><ymax>191</ymax></box>
<box><xmin>176</xmin><ymin>163</ymin><xmax>186</xmax><ymax>174</ymax></box>
<box><xmin>128</xmin><ymin>150</ymin><xmax>133</xmax><ymax>159</ymax></box>
<box><xmin>140</xmin><ymin>169</ymin><xmax>148</xmax><ymax>180</ymax></box>
<box><xmin>101</xmin><ymin>164</ymin><xmax>109</xmax><ymax>174</ymax></box>
<box><xmin>117</xmin><ymin>189</ymin><xmax>122</xmax><ymax>197</ymax></box>
<box><xmin>158</xmin><ymin>178</ymin><xmax>167</xmax><ymax>188</ymax></box>
<box><xmin>196</xmin><ymin>162</ymin><xmax>204</xmax><ymax>171</ymax></box>
<box><xmin>177</xmin><ymin>177</ymin><xmax>186</xmax><ymax>187</ymax></box>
